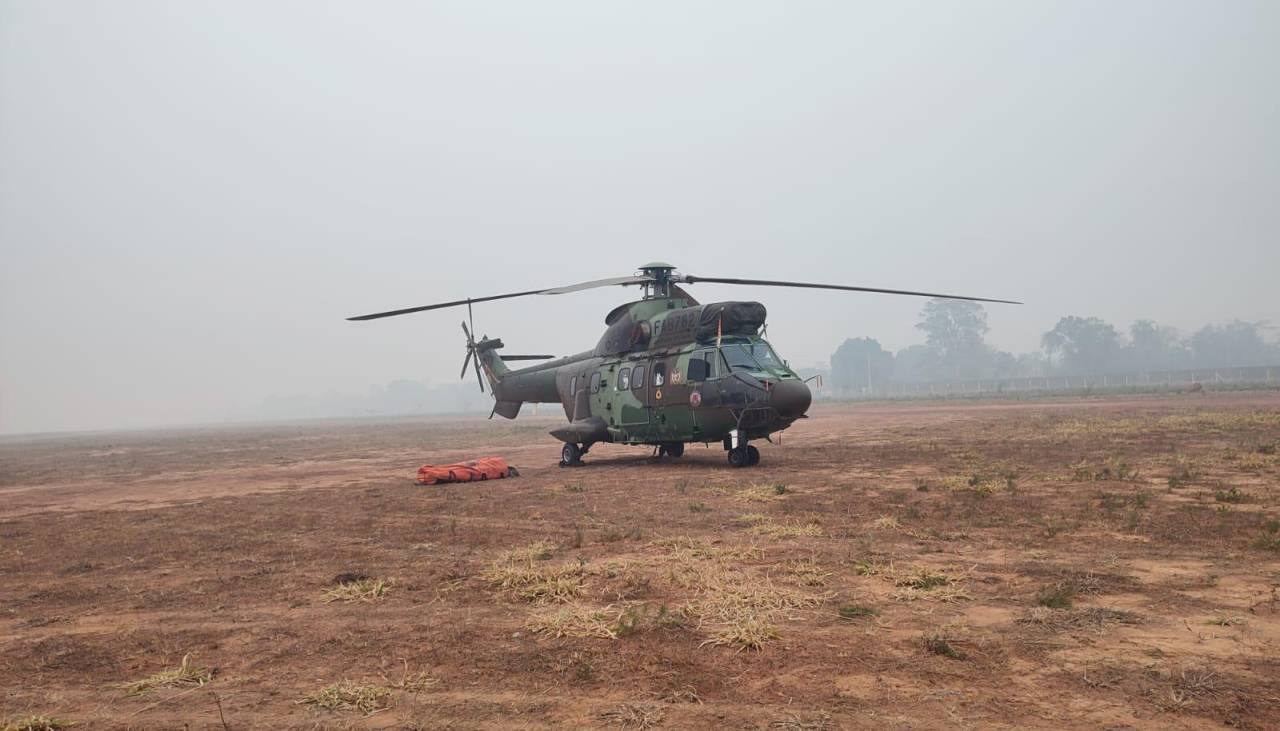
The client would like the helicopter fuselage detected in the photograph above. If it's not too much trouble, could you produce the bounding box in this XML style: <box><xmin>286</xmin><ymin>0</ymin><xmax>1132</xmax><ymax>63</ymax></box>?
<box><xmin>475</xmin><ymin>292</ymin><xmax>812</xmax><ymax>459</ymax></box>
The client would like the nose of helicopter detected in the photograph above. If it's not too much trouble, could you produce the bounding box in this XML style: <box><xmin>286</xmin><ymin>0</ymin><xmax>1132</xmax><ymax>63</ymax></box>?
<box><xmin>771</xmin><ymin>379</ymin><xmax>812</xmax><ymax>419</ymax></box>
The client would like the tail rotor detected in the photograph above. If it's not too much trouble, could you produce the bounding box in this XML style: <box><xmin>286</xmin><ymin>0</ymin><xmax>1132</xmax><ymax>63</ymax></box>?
<box><xmin>460</xmin><ymin>299</ymin><xmax>486</xmax><ymax>392</ymax></box>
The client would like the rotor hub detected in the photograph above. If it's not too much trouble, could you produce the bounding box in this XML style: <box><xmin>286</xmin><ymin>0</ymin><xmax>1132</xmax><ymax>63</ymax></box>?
<box><xmin>638</xmin><ymin>262</ymin><xmax>677</xmax><ymax>298</ymax></box>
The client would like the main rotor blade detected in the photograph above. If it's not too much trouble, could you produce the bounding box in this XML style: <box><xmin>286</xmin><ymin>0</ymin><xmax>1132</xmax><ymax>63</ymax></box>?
<box><xmin>679</xmin><ymin>275</ymin><xmax>1021</xmax><ymax>305</ymax></box>
<box><xmin>538</xmin><ymin>275</ymin><xmax>653</xmax><ymax>295</ymax></box>
<box><xmin>348</xmin><ymin>289</ymin><xmax>547</xmax><ymax>321</ymax></box>
<box><xmin>501</xmin><ymin>355</ymin><xmax>556</xmax><ymax>361</ymax></box>
<box><xmin>348</xmin><ymin>275</ymin><xmax>655</xmax><ymax>321</ymax></box>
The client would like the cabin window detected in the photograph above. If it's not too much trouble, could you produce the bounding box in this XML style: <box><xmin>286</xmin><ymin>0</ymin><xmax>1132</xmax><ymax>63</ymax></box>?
<box><xmin>653</xmin><ymin>362</ymin><xmax>666</xmax><ymax>387</ymax></box>
<box><xmin>590</xmin><ymin>372</ymin><xmax>601</xmax><ymax>394</ymax></box>
<box><xmin>631</xmin><ymin>365</ymin><xmax>646</xmax><ymax>390</ymax></box>
<box><xmin>688</xmin><ymin>350</ymin><xmax>718</xmax><ymax>381</ymax></box>
<box><xmin>617</xmin><ymin>367</ymin><xmax>630</xmax><ymax>390</ymax></box>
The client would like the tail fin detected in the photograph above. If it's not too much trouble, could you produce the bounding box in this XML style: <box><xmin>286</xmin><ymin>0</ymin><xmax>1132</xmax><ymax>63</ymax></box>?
<box><xmin>472</xmin><ymin>338</ymin><xmax>510</xmax><ymax>393</ymax></box>
<box><xmin>471</xmin><ymin>340</ymin><xmax>524</xmax><ymax>419</ymax></box>
<box><xmin>462</xmin><ymin>330</ymin><xmax>555</xmax><ymax>419</ymax></box>
<box><xmin>472</xmin><ymin>337</ymin><xmax>555</xmax><ymax>395</ymax></box>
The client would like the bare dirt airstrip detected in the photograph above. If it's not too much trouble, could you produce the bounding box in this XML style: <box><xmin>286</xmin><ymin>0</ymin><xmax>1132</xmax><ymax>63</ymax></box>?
<box><xmin>2</xmin><ymin>394</ymin><xmax>1279</xmax><ymax>729</ymax></box>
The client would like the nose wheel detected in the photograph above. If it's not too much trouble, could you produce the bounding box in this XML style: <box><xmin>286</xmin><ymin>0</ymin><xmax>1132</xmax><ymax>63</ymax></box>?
<box><xmin>560</xmin><ymin>442</ymin><xmax>586</xmax><ymax>467</ymax></box>
<box><xmin>728</xmin><ymin>444</ymin><xmax>760</xmax><ymax>467</ymax></box>
<box><xmin>657</xmin><ymin>442</ymin><xmax>685</xmax><ymax>458</ymax></box>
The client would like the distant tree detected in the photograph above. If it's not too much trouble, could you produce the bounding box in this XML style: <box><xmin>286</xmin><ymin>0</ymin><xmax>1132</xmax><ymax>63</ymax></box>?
<box><xmin>830</xmin><ymin>337</ymin><xmax>893</xmax><ymax>392</ymax></box>
<box><xmin>1188</xmin><ymin>321</ymin><xmax>1278</xmax><ymax>368</ymax></box>
<box><xmin>1124</xmin><ymin>320</ymin><xmax>1188</xmax><ymax>372</ymax></box>
<box><xmin>373</xmin><ymin>379</ymin><xmax>432</xmax><ymax>414</ymax></box>
<box><xmin>987</xmin><ymin>348</ymin><xmax>1019</xmax><ymax>379</ymax></box>
<box><xmin>893</xmin><ymin>344</ymin><xmax>934</xmax><ymax>382</ymax></box>
<box><xmin>1041</xmin><ymin>316</ymin><xmax>1121</xmax><ymax>374</ymax></box>
<box><xmin>916</xmin><ymin>299</ymin><xmax>991</xmax><ymax>378</ymax></box>
<box><xmin>1014</xmin><ymin>351</ymin><xmax>1050</xmax><ymax>378</ymax></box>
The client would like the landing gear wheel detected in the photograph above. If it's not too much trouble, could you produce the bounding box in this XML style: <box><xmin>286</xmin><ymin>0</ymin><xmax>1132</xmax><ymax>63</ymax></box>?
<box><xmin>746</xmin><ymin>445</ymin><xmax>760</xmax><ymax>465</ymax></box>
<box><xmin>728</xmin><ymin>446</ymin><xmax>749</xmax><ymax>468</ymax></box>
<box><xmin>662</xmin><ymin>442</ymin><xmax>685</xmax><ymax>458</ymax></box>
<box><xmin>560</xmin><ymin>442</ymin><xmax>583</xmax><ymax>467</ymax></box>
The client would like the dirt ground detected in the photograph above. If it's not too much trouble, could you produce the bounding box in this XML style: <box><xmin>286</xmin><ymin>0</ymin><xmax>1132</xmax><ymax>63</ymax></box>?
<box><xmin>3</xmin><ymin>393</ymin><xmax>1280</xmax><ymax>730</ymax></box>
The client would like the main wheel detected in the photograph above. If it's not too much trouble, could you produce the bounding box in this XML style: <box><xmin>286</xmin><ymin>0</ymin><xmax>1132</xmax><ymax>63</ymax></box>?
<box><xmin>746</xmin><ymin>445</ymin><xmax>760</xmax><ymax>465</ymax></box>
<box><xmin>664</xmin><ymin>442</ymin><xmax>685</xmax><ymax>458</ymax></box>
<box><xmin>561</xmin><ymin>442</ymin><xmax>582</xmax><ymax>467</ymax></box>
<box><xmin>728</xmin><ymin>446</ymin><xmax>749</xmax><ymax>468</ymax></box>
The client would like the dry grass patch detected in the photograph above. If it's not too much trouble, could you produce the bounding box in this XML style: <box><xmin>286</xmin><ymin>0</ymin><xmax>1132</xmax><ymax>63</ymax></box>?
<box><xmin>497</xmin><ymin>540</ymin><xmax>557</xmax><ymax>563</ymax></box>
<box><xmin>1018</xmin><ymin>606</ymin><xmax>1142</xmax><ymax>632</ymax></box>
<box><xmin>653</xmin><ymin>536</ymin><xmax>763</xmax><ymax>562</ymax></box>
<box><xmin>921</xmin><ymin>632</ymin><xmax>966</xmax><ymax>660</ymax></box>
<box><xmin>527</xmin><ymin>604</ymin><xmax>643</xmax><ymax>639</ymax></box>
<box><xmin>1161</xmin><ymin>666</ymin><xmax>1223</xmax><ymax>710</ymax></box>
<box><xmin>659</xmin><ymin>686</ymin><xmax>704</xmax><ymax>704</ymax></box>
<box><xmin>483</xmin><ymin>543</ymin><xmax>586</xmax><ymax>603</ymax></box>
<box><xmin>745</xmin><ymin>516</ymin><xmax>824</xmax><ymax>538</ymax></box>
<box><xmin>322</xmin><ymin>577</ymin><xmax>390</xmax><ymax>603</ymax></box>
<box><xmin>738</xmin><ymin>483</ymin><xmax>790</xmax><ymax>502</ymax></box>
<box><xmin>892</xmin><ymin>584</ymin><xmax>973</xmax><ymax>603</ymax></box>
<box><xmin>699</xmin><ymin>614</ymin><xmax>780</xmax><ymax>651</ymax></box>
<box><xmin>1052</xmin><ymin>411</ymin><xmax>1280</xmax><ymax>442</ymax></box>
<box><xmin>652</xmin><ymin>535</ymin><xmax>711</xmax><ymax>553</ymax></box>
<box><xmin>598</xmin><ymin>702</ymin><xmax>665</xmax><ymax>728</ymax></box>
<box><xmin>858</xmin><ymin>563</ymin><xmax>973</xmax><ymax>603</ymax></box>
<box><xmin>2</xmin><ymin>717</ymin><xmax>74</xmax><ymax>731</ymax></box>
<box><xmin>853</xmin><ymin>559</ymin><xmax>886</xmax><ymax>577</ymax></box>
<box><xmin>838</xmin><ymin>603</ymin><xmax>879</xmax><ymax>620</ymax></box>
<box><xmin>891</xmin><ymin>565</ymin><xmax>954</xmax><ymax>589</ymax></box>
<box><xmin>1167</xmin><ymin>454</ymin><xmax>1205</xmax><ymax>488</ymax></box>
<box><xmin>922</xmin><ymin>473</ymin><xmax>1014</xmax><ymax>493</ymax></box>
<box><xmin>783</xmin><ymin>557</ymin><xmax>832</xmax><ymax>587</ymax></box>
<box><xmin>379</xmin><ymin>661</ymin><xmax>438</xmax><ymax>693</ymax></box>
<box><xmin>300</xmin><ymin>682</ymin><xmax>392</xmax><ymax>714</ymax></box>
<box><xmin>121</xmin><ymin>654</ymin><xmax>213</xmax><ymax>696</ymax></box>
<box><xmin>687</xmin><ymin>567</ymin><xmax>823</xmax><ymax>612</ymax></box>
<box><xmin>676</xmin><ymin>562</ymin><xmax>828</xmax><ymax>651</ymax></box>
<box><xmin>770</xmin><ymin>711</ymin><xmax>832</xmax><ymax>730</ymax></box>
<box><xmin>673</xmin><ymin>564</ymin><xmax>826</xmax><ymax>613</ymax></box>
<box><xmin>1206</xmin><ymin>615</ymin><xmax>1246</xmax><ymax>627</ymax></box>
<box><xmin>869</xmin><ymin>515</ymin><xmax>900</xmax><ymax>530</ymax></box>
<box><xmin>1036</xmin><ymin>582</ymin><xmax>1077</xmax><ymax>609</ymax></box>
<box><xmin>513</xmin><ymin>566</ymin><xmax>585</xmax><ymax>603</ymax></box>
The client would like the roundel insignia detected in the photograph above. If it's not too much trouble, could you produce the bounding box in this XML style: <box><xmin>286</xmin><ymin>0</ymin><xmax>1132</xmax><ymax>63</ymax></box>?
<box><xmin>655</xmin><ymin>388</ymin><xmax>663</xmax><ymax>401</ymax></box>
<box><xmin>690</xmin><ymin>391</ymin><xmax>702</xmax><ymax>407</ymax></box>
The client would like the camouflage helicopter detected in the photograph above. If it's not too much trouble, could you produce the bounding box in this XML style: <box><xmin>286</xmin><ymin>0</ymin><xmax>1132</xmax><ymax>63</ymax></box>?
<box><xmin>349</xmin><ymin>263</ymin><xmax>1018</xmax><ymax>468</ymax></box>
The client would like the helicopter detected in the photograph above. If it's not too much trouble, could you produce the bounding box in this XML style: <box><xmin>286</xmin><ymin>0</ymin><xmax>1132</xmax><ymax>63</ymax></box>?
<box><xmin>349</xmin><ymin>263</ymin><xmax>1018</xmax><ymax>468</ymax></box>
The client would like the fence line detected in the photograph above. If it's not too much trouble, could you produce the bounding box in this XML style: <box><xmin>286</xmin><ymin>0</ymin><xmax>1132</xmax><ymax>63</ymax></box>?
<box><xmin>830</xmin><ymin>365</ymin><xmax>1280</xmax><ymax>399</ymax></box>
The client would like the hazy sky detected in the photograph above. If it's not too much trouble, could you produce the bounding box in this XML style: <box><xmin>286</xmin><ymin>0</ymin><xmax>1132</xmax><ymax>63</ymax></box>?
<box><xmin>2</xmin><ymin>1</ymin><xmax>1277</xmax><ymax>434</ymax></box>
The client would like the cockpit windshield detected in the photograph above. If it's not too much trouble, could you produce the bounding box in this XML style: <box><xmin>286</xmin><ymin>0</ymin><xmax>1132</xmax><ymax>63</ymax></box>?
<box><xmin>748</xmin><ymin>342</ymin><xmax>782</xmax><ymax>367</ymax></box>
<box><xmin>720</xmin><ymin>340</ymin><xmax>786</xmax><ymax>374</ymax></box>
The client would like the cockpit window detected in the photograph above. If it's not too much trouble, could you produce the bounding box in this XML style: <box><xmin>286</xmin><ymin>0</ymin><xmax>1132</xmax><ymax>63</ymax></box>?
<box><xmin>721</xmin><ymin>344</ymin><xmax>759</xmax><ymax>372</ymax></box>
<box><xmin>720</xmin><ymin>340</ymin><xmax>785</xmax><ymax>373</ymax></box>
<box><xmin>749</xmin><ymin>342</ymin><xmax>782</xmax><ymax>367</ymax></box>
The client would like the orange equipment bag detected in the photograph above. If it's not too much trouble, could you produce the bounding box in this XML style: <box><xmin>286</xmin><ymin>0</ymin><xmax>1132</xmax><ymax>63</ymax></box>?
<box><xmin>416</xmin><ymin>457</ymin><xmax>515</xmax><ymax>485</ymax></box>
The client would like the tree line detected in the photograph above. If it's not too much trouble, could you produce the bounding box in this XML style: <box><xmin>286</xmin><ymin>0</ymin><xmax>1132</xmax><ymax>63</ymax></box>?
<box><xmin>829</xmin><ymin>300</ymin><xmax>1279</xmax><ymax>391</ymax></box>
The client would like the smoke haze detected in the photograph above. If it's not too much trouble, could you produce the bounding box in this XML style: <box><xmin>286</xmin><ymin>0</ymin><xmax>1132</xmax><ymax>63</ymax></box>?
<box><xmin>2</xmin><ymin>1</ymin><xmax>1277</xmax><ymax>433</ymax></box>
